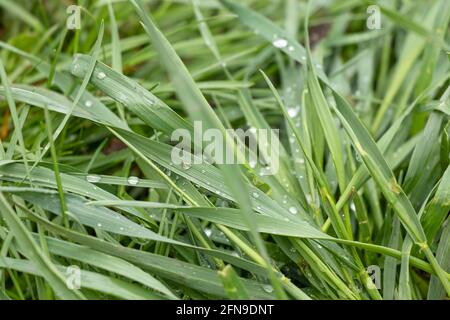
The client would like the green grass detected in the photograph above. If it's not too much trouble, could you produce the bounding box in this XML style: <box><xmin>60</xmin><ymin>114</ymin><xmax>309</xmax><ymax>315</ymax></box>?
<box><xmin>0</xmin><ymin>0</ymin><xmax>449</xmax><ymax>300</ymax></box>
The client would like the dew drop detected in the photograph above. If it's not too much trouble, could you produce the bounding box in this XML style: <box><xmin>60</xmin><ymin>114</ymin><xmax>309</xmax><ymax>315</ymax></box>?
<box><xmin>289</xmin><ymin>206</ymin><xmax>298</xmax><ymax>214</ymax></box>
<box><xmin>252</xmin><ymin>192</ymin><xmax>259</xmax><ymax>198</ymax></box>
<box><xmin>84</xmin><ymin>100</ymin><xmax>93</xmax><ymax>108</ymax></box>
<box><xmin>86</xmin><ymin>174</ymin><xmax>101</xmax><ymax>183</ymax></box>
<box><xmin>127</xmin><ymin>176</ymin><xmax>140</xmax><ymax>185</ymax></box>
<box><xmin>97</xmin><ymin>72</ymin><xmax>106</xmax><ymax>80</ymax></box>
<box><xmin>288</xmin><ymin>45</ymin><xmax>294</xmax><ymax>52</ymax></box>
<box><xmin>287</xmin><ymin>106</ymin><xmax>299</xmax><ymax>118</ymax></box>
<box><xmin>96</xmin><ymin>223</ymin><xmax>102</xmax><ymax>227</ymax></box>
<box><xmin>272</xmin><ymin>38</ymin><xmax>288</xmax><ymax>48</ymax></box>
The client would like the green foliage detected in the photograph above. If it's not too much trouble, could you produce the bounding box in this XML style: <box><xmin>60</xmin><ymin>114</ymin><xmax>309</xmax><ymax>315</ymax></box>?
<box><xmin>0</xmin><ymin>0</ymin><xmax>448</xmax><ymax>300</ymax></box>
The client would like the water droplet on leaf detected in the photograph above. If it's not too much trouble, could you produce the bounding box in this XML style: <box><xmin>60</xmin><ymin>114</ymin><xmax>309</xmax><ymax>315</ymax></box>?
<box><xmin>287</xmin><ymin>106</ymin><xmax>299</xmax><ymax>118</ymax></box>
<box><xmin>262</xmin><ymin>284</ymin><xmax>274</xmax><ymax>293</ymax></box>
<box><xmin>86</xmin><ymin>175</ymin><xmax>101</xmax><ymax>183</ymax></box>
<box><xmin>272</xmin><ymin>38</ymin><xmax>288</xmax><ymax>48</ymax></box>
<box><xmin>127</xmin><ymin>176</ymin><xmax>139</xmax><ymax>185</ymax></box>
<box><xmin>97</xmin><ymin>72</ymin><xmax>106</xmax><ymax>80</ymax></box>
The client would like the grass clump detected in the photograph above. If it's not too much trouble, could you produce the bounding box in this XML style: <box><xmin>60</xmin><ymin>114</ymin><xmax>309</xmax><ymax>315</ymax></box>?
<box><xmin>0</xmin><ymin>0</ymin><xmax>449</xmax><ymax>300</ymax></box>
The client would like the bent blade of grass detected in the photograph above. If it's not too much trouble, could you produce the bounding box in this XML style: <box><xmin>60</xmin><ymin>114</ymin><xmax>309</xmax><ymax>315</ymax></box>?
<box><xmin>71</xmin><ymin>54</ymin><xmax>191</xmax><ymax>134</ymax></box>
